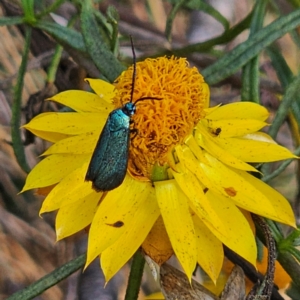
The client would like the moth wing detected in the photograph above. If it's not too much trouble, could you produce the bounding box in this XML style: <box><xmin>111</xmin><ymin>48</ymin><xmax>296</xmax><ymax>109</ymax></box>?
<box><xmin>85</xmin><ymin>118</ymin><xmax>112</xmax><ymax>182</ymax></box>
<box><xmin>92</xmin><ymin>126</ymin><xmax>130</xmax><ymax>191</ymax></box>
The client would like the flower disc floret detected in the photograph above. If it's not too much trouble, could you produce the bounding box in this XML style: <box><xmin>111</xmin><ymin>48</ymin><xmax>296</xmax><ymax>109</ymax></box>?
<box><xmin>113</xmin><ymin>57</ymin><xmax>209</xmax><ymax>179</ymax></box>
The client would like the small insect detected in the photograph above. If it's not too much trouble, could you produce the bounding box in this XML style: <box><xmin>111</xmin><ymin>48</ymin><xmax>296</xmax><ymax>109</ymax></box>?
<box><xmin>85</xmin><ymin>37</ymin><xmax>161</xmax><ymax>192</ymax></box>
<box><xmin>211</xmin><ymin>127</ymin><xmax>222</xmax><ymax>136</ymax></box>
<box><xmin>212</xmin><ymin>127</ymin><xmax>221</xmax><ymax>136</ymax></box>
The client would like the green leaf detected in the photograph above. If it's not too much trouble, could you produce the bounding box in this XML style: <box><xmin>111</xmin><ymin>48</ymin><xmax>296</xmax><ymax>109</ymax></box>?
<box><xmin>37</xmin><ymin>0</ymin><xmax>66</xmax><ymax>18</ymax></box>
<box><xmin>168</xmin><ymin>0</ymin><xmax>230</xmax><ymax>30</ymax></box>
<box><xmin>267</xmin><ymin>46</ymin><xmax>300</xmax><ymax>129</ymax></box>
<box><xmin>287</xmin><ymin>0</ymin><xmax>300</xmax><ymax>7</ymax></box>
<box><xmin>11</xmin><ymin>27</ymin><xmax>31</xmax><ymax>173</ymax></box>
<box><xmin>241</xmin><ymin>0</ymin><xmax>267</xmax><ymax>103</ymax></box>
<box><xmin>162</xmin><ymin>11</ymin><xmax>252</xmax><ymax>57</ymax></box>
<box><xmin>80</xmin><ymin>0</ymin><xmax>124</xmax><ymax>82</ymax></box>
<box><xmin>0</xmin><ymin>16</ymin><xmax>24</xmax><ymax>26</ymax></box>
<box><xmin>202</xmin><ymin>9</ymin><xmax>300</xmax><ymax>85</ymax></box>
<box><xmin>165</xmin><ymin>0</ymin><xmax>185</xmax><ymax>42</ymax></box>
<box><xmin>106</xmin><ymin>6</ymin><xmax>120</xmax><ymax>54</ymax></box>
<box><xmin>21</xmin><ymin>0</ymin><xmax>36</xmax><ymax>24</ymax></box>
<box><xmin>278</xmin><ymin>250</ymin><xmax>300</xmax><ymax>292</ymax></box>
<box><xmin>34</xmin><ymin>20</ymin><xmax>86</xmax><ymax>52</ymax></box>
<box><xmin>267</xmin><ymin>46</ymin><xmax>293</xmax><ymax>89</ymax></box>
<box><xmin>34</xmin><ymin>20</ymin><xmax>103</xmax><ymax>78</ymax></box>
<box><xmin>268</xmin><ymin>72</ymin><xmax>300</xmax><ymax>139</ymax></box>
<box><xmin>286</xmin><ymin>283</ymin><xmax>300</xmax><ymax>300</ymax></box>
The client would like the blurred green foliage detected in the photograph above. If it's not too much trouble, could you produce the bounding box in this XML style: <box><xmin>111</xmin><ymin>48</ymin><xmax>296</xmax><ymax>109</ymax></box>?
<box><xmin>2</xmin><ymin>0</ymin><xmax>300</xmax><ymax>299</ymax></box>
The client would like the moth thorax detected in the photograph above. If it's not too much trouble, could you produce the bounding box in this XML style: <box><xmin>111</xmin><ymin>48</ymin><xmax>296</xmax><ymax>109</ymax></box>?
<box><xmin>122</xmin><ymin>102</ymin><xmax>136</xmax><ymax>117</ymax></box>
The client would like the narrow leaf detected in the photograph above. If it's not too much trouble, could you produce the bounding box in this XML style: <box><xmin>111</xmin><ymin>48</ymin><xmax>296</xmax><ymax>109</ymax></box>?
<box><xmin>11</xmin><ymin>26</ymin><xmax>31</xmax><ymax>173</ymax></box>
<box><xmin>241</xmin><ymin>0</ymin><xmax>267</xmax><ymax>102</ymax></box>
<box><xmin>165</xmin><ymin>0</ymin><xmax>185</xmax><ymax>42</ymax></box>
<box><xmin>34</xmin><ymin>20</ymin><xmax>86</xmax><ymax>52</ymax></box>
<box><xmin>169</xmin><ymin>0</ymin><xmax>229</xmax><ymax>30</ymax></box>
<box><xmin>202</xmin><ymin>9</ymin><xmax>300</xmax><ymax>84</ymax></box>
<box><xmin>80</xmin><ymin>0</ymin><xmax>124</xmax><ymax>82</ymax></box>
<box><xmin>268</xmin><ymin>73</ymin><xmax>300</xmax><ymax>139</ymax></box>
<box><xmin>0</xmin><ymin>16</ymin><xmax>23</xmax><ymax>26</ymax></box>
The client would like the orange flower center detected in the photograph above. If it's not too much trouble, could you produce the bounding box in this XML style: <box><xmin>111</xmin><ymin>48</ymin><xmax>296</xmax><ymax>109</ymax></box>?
<box><xmin>113</xmin><ymin>57</ymin><xmax>209</xmax><ymax>180</ymax></box>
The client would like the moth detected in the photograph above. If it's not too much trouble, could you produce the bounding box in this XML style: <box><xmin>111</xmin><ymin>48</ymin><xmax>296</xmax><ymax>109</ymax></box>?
<box><xmin>85</xmin><ymin>37</ymin><xmax>161</xmax><ymax>192</ymax></box>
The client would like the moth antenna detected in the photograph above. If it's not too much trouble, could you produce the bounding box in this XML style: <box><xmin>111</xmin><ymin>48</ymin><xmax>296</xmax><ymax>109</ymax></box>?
<box><xmin>130</xmin><ymin>35</ymin><xmax>136</xmax><ymax>104</ymax></box>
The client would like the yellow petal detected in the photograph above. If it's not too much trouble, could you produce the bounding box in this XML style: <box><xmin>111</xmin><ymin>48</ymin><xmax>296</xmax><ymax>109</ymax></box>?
<box><xmin>205</xmin><ymin>190</ymin><xmax>257</xmax><ymax>266</ymax></box>
<box><xmin>192</xmin><ymin>215</ymin><xmax>223</xmax><ymax>283</ymax></box>
<box><xmin>100</xmin><ymin>189</ymin><xmax>159</xmax><ymax>282</ymax></box>
<box><xmin>199</xmin><ymin>152</ymin><xmax>278</xmax><ymax>217</ymax></box>
<box><xmin>215</xmin><ymin>136</ymin><xmax>296</xmax><ymax>162</ymax></box>
<box><xmin>56</xmin><ymin>192</ymin><xmax>100</xmax><ymax>239</ymax></box>
<box><xmin>205</xmin><ymin>102</ymin><xmax>269</xmax><ymax>121</ymax></box>
<box><xmin>24</xmin><ymin>129</ymin><xmax>70</xmax><ymax>143</ymax></box>
<box><xmin>24</xmin><ymin>112</ymin><xmax>107</xmax><ymax>136</ymax></box>
<box><xmin>195</xmin><ymin>124</ymin><xmax>258</xmax><ymax>172</ymax></box>
<box><xmin>184</xmin><ymin>135</ymin><xmax>211</xmax><ymax>165</ymax></box>
<box><xmin>22</xmin><ymin>154</ymin><xmax>89</xmax><ymax>191</ymax></box>
<box><xmin>176</xmin><ymin>145</ymin><xmax>213</xmax><ymax>189</ymax></box>
<box><xmin>172</xmin><ymin>149</ymin><xmax>257</xmax><ymax>265</ymax></box>
<box><xmin>85</xmin><ymin>78</ymin><xmax>116</xmax><ymax>104</ymax></box>
<box><xmin>86</xmin><ymin>176</ymin><xmax>156</xmax><ymax>267</ymax></box>
<box><xmin>47</xmin><ymin>90</ymin><xmax>114</xmax><ymax>112</ymax></box>
<box><xmin>179</xmin><ymin>146</ymin><xmax>279</xmax><ymax>220</ymax></box>
<box><xmin>171</xmin><ymin>165</ymin><xmax>224</xmax><ymax>231</ymax></box>
<box><xmin>40</xmin><ymin>163</ymin><xmax>96</xmax><ymax>213</ymax></box>
<box><xmin>234</xmin><ymin>169</ymin><xmax>296</xmax><ymax>227</ymax></box>
<box><xmin>201</xmin><ymin>118</ymin><xmax>268</xmax><ymax>138</ymax></box>
<box><xmin>145</xmin><ymin>292</ymin><xmax>164</xmax><ymax>299</ymax></box>
<box><xmin>43</xmin><ymin>131</ymin><xmax>98</xmax><ymax>155</ymax></box>
<box><xmin>155</xmin><ymin>180</ymin><xmax>197</xmax><ymax>281</ymax></box>
<box><xmin>243</xmin><ymin>132</ymin><xmax>276</xmax><ymax>143</ymax></box>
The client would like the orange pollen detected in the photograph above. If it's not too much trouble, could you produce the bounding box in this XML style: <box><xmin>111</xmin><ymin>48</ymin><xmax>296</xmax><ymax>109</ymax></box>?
<box><xmin>113</xmin><ymin>56</ymin><xmax>209</xmax><ymax>180</ymax></box>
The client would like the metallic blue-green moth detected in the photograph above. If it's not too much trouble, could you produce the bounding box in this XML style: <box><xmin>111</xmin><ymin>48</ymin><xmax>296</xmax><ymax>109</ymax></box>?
<box><xmin>85</xmin><ymin>38</ymin><xmax>161</xmax><ymax>192</ymax></box>
<box><xmin>85</xmin><ymin>102</ymin><xmax>136</xmax><ymax>192</ymax></box>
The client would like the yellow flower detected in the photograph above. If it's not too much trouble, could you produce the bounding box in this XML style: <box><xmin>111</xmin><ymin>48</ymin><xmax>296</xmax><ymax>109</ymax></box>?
<box><xmin>22</xmin><ymin>57</ymin><xmax>296</xmax><ymax>283</ymax></box>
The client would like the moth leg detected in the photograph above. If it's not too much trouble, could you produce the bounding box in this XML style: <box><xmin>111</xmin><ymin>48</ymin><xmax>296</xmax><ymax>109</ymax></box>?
<box><xmin>130</xmin><ymin>128</ymin><xmax>139</xmax><ymax>140</ymax></box>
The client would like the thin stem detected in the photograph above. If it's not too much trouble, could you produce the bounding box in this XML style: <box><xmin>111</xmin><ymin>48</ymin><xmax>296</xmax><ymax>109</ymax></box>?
<box><xmin>37</xmin><ymin>0</ymin><xmax>65</xmax><ymax>18</ymax></box>
<box><xmin>47</xmin><ymin>44</ymin><xmax>63</xmax><ymax>83</ymax></box>
<box><xmin>11</xmin><ymin>26</ymin><xmax>31</xmax><ymax>173</ymax></box>
<box><xmin>7</xmin><ymin>254</ymin><xmax>86</xmax><ymax>300</ymax></box>
<box><xmin>124</xmin><ymin>250</ymin><xmax>145</xmax><ymax>300</ymax></box>
<box><xmin>47</xmin><ymin>14</ymin><xmax>77</xmax><ymax>84</ymax></box>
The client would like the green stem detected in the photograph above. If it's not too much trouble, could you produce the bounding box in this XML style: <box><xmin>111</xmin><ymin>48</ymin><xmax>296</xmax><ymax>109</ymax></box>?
<box><xmin>47</xmin><ymin>15</ymin><xmax>77</xmax><ymax>83</ymax></box>
<box><xmin>7</xmin><ymin>254</ymin><xmax>86</xmax><ymax>300</ymax></box>
<box><xmin>268</xmin><ymin>72</ymin><xmax>300</xmax><ymax>139</ymax></box>
<box><xmin>11</xmin><ymin>26</ymin><xmax>31</xmax><ymax>173</ymax></box>
<box><xmin>165</xmin><ymin>0</ymin><xmax>185</xmax><ymax>42</ymax></box>
<box><xmin>124</xmin><ymin>251</ymin><xmax>145</xmax><ymax>300</ymax></box>
<box><xmin>37</xmin><ymin>0</ymin><xmax>65</xmax><ymax>18</ymax></box>
<box><xmin>47</xmin><ymin>44</ymin><xmax>63</xmax><ymax>83</ymax></box>
<box><xmin>155</xmin><ymin>11</ymin><xmax>252</xmax><ymax>58</ymax></box>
